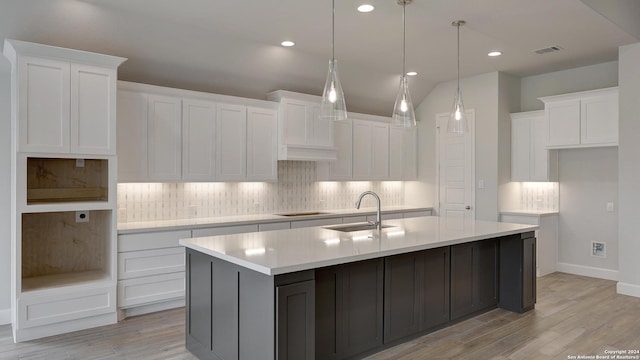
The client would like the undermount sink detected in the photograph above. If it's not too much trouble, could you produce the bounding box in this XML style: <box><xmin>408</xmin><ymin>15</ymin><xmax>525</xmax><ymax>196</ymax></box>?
<box><xmin>277</xmin><ymin>211</ymin><xmax>331</xmax><ymax>217</ymax></box>
<box><xmin>323</xmin><ymin>223</ymin><xmax>395</xmax><ymax>232</ymax></box>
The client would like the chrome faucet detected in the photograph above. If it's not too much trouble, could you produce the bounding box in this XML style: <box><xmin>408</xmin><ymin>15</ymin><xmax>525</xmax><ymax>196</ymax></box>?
<box><xmin>355</xmin><ymin>191</ymin><xmax>381</xmax><ymax>231</ymax></box>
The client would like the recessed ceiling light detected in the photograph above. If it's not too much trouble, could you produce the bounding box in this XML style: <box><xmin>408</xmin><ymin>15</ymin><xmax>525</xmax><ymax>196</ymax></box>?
<box><xmin>357</xmin><ymin>4</ymin><xmax>375</xmax><ymax>13</ymax></box>
<box><xmin>406</xmin><ymin>71</ymin><xmax>418</xmax><ymax>76</ymax></box>
<box><xmin>488</xmin><ymin>51</ymin><xmax>502</xmax><ymax>57</ymax></box>
<box><xmin>281</xmin><ymin>41</ymin><xmax>295</xmax><ymax>47</ymax></box>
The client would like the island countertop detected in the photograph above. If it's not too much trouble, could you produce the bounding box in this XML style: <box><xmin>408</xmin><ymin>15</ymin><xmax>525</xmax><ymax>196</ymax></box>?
<box><xmin>179</xmin><ymin>216</ymin><xmax>538</xmax><ymax>275</ymax></box>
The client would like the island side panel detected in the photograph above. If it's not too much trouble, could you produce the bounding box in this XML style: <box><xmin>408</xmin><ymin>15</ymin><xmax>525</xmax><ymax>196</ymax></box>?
<box><xmin>239</xmin><ymin>267</ymin><xmax>275</xmax><ymax>360</ymax></box>
<box><xmin>186</xmin><ymin>249</ymin><xmax>215</xmax><ymax>360</ymax></box>
<box><xmin>498</xmin><ymin>232</ymin><xmax>537</xmax><ymax>313</ymax></box>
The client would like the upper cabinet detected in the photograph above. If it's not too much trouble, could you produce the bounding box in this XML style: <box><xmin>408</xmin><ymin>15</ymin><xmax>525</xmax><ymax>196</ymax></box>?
<box><xmin>266</xmin><ymin>91</ymin><xmax>337</xmax><ymax>161</ymax></box>
<box><xmin>539</xmin><ymin>87</ymin><xmax>618</xmax><ymax>149</ymax></box>
<box><xmin>389</xmin><ymin>127</ymin><xmax>417</xmax><ymax>180</ymax></box>
<box><xmin>510</xmin><ymin>111</ymin><xmax>558</xmax><ymax>182</ymax></box>
<box><xmin>116</xmin><ymin>82</ymin><xmax>278</xmax><ymax>183</ymax></box>
<box><xmin>3</xmin><ymin>39</ymin><xmax>126</xmax><ymax>155</ymax></box>
<box><xmin>353</xmin><ymin>119</ymin><xmax>389</xmax><ymax>180</ymax></box>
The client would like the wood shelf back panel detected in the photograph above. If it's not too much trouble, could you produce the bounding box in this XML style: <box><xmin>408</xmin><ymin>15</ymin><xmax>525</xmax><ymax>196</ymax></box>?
<box><xmin>26</xmin><ymin>158</ymin><xmax>109</xmax><ymax>204</ymax></box>
<box><xmin>21</xmin><ymin>210</ymin><xmax>111</xmax><ymax>279</ymax></box>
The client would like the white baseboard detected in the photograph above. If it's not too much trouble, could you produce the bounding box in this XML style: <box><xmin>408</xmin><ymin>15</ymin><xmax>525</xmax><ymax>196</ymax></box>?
<box><xmin>617</xmin><ymin>282</ymin><xmax>640</xmax><ymax>298</ymax></box>
<box><xmin>0</xmin><ymin>308</ymin><xmax>10</xmax><ymax>325</ymax></box>
<box><xmin>556</xmin><ymin>262</ymin><xmax>618</xmax><ymax>281</ymax></box>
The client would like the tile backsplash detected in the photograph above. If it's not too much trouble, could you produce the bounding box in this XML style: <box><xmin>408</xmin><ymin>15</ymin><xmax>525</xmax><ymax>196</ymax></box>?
<box><xmin>117</xmin><ymin>161</ymin><xmax>405</xmax><ymax>223</ymax></box>
<box><xmin>520</xmin><ymin>182</ymin><xmax>559</xmax><ymax>211</ymax></box>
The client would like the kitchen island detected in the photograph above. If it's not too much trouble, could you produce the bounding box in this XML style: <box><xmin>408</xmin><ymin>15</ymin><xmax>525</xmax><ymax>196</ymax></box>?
<box><xmin>179</xmin><ymin>216</ymin><xmax>538</xmax><ymax>360</ymax></box>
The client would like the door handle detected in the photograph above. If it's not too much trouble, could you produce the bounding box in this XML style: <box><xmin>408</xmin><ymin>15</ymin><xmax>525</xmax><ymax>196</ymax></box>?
<box><xmin>465</xmin><ymin>206</ymin><xmax>471</xmax><ymax>210</ymax></box>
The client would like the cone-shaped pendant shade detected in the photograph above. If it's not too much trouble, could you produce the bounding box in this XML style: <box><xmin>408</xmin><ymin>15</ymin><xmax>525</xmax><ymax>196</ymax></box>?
<box><xmin>392</xmin><ymin>75</ymin><xmax>416</xmax><ymax>128</ymax></box>
<box><xmin>447</xmin><ymin>87</ymin><xmax>468</xmax><ymax>134</ymax></box>
<box><xmin>320</xmin><ymin>59</ymin><xmax>347</xmax><ymax>121</ymax></box>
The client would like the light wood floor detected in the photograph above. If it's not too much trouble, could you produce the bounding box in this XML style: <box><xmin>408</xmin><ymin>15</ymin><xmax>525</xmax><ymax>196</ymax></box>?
<box><xmin>1</xmin><ymin>272</ymin><xmax>639</xmax><ymax>359</ymax></box>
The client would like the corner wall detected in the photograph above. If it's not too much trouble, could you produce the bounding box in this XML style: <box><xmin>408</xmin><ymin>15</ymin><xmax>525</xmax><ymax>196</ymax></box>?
<box><xmin>0</xmin><ymin>58</ymin><xmax>11</xmax><ymax>324</ymax></box>
<box><xmin>617</xmin><ymin>42</ymin><xmax>640</xmax><ymax>296</ymax></box>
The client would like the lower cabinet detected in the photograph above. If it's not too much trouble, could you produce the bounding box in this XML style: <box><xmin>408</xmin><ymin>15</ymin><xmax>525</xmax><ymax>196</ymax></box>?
<box><xmin>276</xmin><ymin>280</ymin><xmax>315</xmax><ymax>360</ymax></box>
<box><xmin>383</xmin><ymin>247</ymin><xmax>449</xmax><ymax>343</ymax></box>
<box><xmin>315</xmin><ymin>258</ymin><xmax>384</xmax><ymax>360</ymax></box>
<box><xmin>450</xmin><ymin>239</ymin><xmax>499</xmax><ymax>321</ymax></box>
<box><xmin>499</xmin><ymin>233</ymin><xmax>537</xmax><ymax>313</ymax></box>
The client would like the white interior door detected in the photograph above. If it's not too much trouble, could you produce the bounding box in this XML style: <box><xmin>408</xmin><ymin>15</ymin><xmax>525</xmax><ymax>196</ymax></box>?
<box><xmin>437</xmin><ymin>111</ymin><xmax>475</xmax><ymax>221</ymax></box>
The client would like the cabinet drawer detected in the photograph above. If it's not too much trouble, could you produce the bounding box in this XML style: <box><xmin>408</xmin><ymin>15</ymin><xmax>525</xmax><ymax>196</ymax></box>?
<box><xmin>342</xmin><ymin>215</ymin><xmax>368</xmax><ymax>224</ymax></box>
<box><xmin>18</xmin><ymin>286</ymin><xmax>115</xmax><ymax>328</ymax></box>
<box><xmin>290</xmin><ymin>217</ymin><xmax>342</xmax><ymax>229</ymax></box>
<box><xmin>192</xmin><ymin>224</ymin><xmax>258</xmax><ymax>237</ymax></box>
<box><xmin>259</xmin><ymin>222</ymin><xmax>291</xmax><ymax>232</ymax></box>
<box><xmin>118</xmin><ymin>247</ymin><xmax>185</xmax><ymax>280</ymax></box>
<box><xmin>403</xmin><ymin>210</ymin><xmax>432</xmax><ymax>218</ymax></box>
<box><xmin>118</xmin><ymin>230</ymin><xmax>191</xmax><ymax>252</ymax></box>
<box><xmin>500</xmin><ymin>214</ymin><xmax>540</xmax><ymax>226</ymax></box>
<box><xmin>118</xmin><ymin>272</ymin><xmax>185</xmax><ymax>308</ymax></box>
<box><xmin>367</xmin><ymin>212</ymin><xmax>403</xmax><ymax>222</ymax></box>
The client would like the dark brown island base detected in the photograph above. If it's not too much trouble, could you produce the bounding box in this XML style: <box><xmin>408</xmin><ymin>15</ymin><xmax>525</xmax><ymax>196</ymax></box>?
<box><xmin>179</xmin><ymin>217</ymin><xmax>537</xmax><ymax>360</ymax></box>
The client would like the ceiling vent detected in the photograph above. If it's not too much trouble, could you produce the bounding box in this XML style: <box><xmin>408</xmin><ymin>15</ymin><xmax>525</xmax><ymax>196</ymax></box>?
<box><xmin>534</xmin><ymin>46</ymin><xmax>563</xmax><ymax>55</ymax></box>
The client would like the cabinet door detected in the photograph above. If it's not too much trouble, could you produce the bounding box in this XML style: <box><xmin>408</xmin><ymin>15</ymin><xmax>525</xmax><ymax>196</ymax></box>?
<box><xmin>511</xmin><ymin>116</ymin><xmax>531</xmax><ymax>181</ymax></box>
<box><xmin>315</xmin><ymin>266</ymin><xmax>340</xmax><ymax>360</ymax></box>
<box><xmin>70</xmin><ymin>64</ymin><xmax>116</xmax><ymax>154</ymax></box>
<box><xmin>522</xmin><ymin>236</ymin><xmax>537</xmax><ymax>310</ymax></box>
<box><xmin>384</xmin><ymin>252</ymin><xmax>421</xmax><ymax>343</ymax></box>
<box><xmin>216</xmin><ymin>104</ymin><xmax>247</xmax><ymax>181</ymax></box>
<box><xmin>530</xmin><ymin>115</ymin><xmax>552</xmax><ymax>181</ymax></box>
<box><xmin>352</xmin><ymin>120</ymin><xmax>371</xmax><ymax>179</ymax></box>
<box><xmin>389</xmin><ymin>127</ymin><xmax>404</xmax><ymax>180</ymax></box>
<box><xmin>450</xmin><ymin>242</ymin><xmax>474</xmax><ymax>320</ymax></box>
<box><xmin>148</xmin><ymin>94</ymin><xmax>182</xmax><ymax>181</ymax></box>
<box><xmin>547</xmin><ymin>99</ymin><xmax>580</xmax><ymax>146</ymax></box>
<box><xmin>370</xmin><ymin>122</ymin><xmax>389</xmax><ymax>179</ymax></box>
<box><xmin>182</xmin><ymin>99</ymin><xmax>216</xmax><ymax>181</ymax></box>
<box><xmin>421</xmin><ymin>247</ymin><xmax>450</xmax><ymax>330</ymax></box>
<box><xmin>281</xmin><ymin>99</ymin><xmax>308</xmax><ymax>145</ymax></box>
<box><xmin>330</xmin><ymin>120</ymin><xmax>352</xmax><ymax>180</ymax></box>
<box><xmin>117</xmin><ymin>90</ymin><xmax>148</xmax><ymax>181</ymax></box>
<box><xmin>476</xmin><ymin>239</ymin><xmax>498</xmax><ymax>309</ymax></box>
<box><xmin>18</xmin><ymin>56</ymin><xmax>70</xmax><ymax>153</ymax></box>
<box><xmin>340</xmin><ymin>259</ymin><xmax>384</xmax><ymax>358</ymax></box>
<box><xmin>247</xmin><ymin>107</ymin><xmax>277</xmax><ymax>181</ymax></box>
<box><xmin>403</xmin><ymin>128</ymin><xmax>418</xmax><ymax>180</ymax></box>
<box><xmin>580</xmin><ymin>92</ymin><xmax>618</xmax><ymax>145</ymax></box>
<box><xmin>276</xmin><ymin>280</ymin><xmax>315</xmax><ymax>360</ymax></box>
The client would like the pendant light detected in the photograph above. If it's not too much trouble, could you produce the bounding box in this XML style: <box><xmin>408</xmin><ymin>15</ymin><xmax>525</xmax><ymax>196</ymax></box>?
<box><xmin>320</xmin><ymin>0</ymin><xmax>347</xmax><ymax>121</ymax></box>
<box><xmin>447</xmin><ymin>20</ymin><xmax>468</xmax><ymax>134</ymax></box>
<box><xmin>391</xmin><ymin>0</ymin><xmax>416</xmax><ymax>128</ymax></box>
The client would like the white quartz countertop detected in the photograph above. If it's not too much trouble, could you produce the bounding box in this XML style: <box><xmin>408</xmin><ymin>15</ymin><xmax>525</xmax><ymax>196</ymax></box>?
<box><xmin>179</xmin><ymin>216</ymin><xmax>538</xmax><ymax>276</ymax></box>
<box><xmin>500</xmin><ymin>210</ymin><xmax>559</xmax><ymax>216</ymax></box>
<box><xmin>117</xmin><ymin>206</ymin><xmax>432</xmax><ymax>234</ymax></box>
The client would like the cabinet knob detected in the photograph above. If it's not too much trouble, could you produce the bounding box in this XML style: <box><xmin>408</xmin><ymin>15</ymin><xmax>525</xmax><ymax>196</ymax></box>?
<box><xmin>465</xmin><ymin>206</ymin><xmax>471</xmax><ymax>210</ymax></box>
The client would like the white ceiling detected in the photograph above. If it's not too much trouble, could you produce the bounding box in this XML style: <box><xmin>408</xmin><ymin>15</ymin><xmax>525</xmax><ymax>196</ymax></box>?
<box><xmin>1</xmin><ymin>0</ymin><xmax>638</xmax><ymax>116</ymax></box>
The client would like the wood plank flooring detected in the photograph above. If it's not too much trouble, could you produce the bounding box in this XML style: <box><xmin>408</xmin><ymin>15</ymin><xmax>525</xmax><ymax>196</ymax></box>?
<box><xmin>1</xmin><ymin>272</ymin><xmax>639</xmax><ymax>359</ymax></box>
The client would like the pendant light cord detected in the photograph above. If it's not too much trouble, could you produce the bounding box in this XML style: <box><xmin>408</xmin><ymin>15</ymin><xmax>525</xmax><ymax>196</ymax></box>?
<box><xmin>456</xmin><ymin>22</ymin><xmax>460</xmax><ymax>90</ymax></box>
<box><xmin>332</xmin><ymin>0</ymin><xmax>335</xmax><ymax>61</ymax></box>
<box><xmin>402</xmin><ymin>2</ymin><xmax>406</xmax><ymax>76</ymax></box>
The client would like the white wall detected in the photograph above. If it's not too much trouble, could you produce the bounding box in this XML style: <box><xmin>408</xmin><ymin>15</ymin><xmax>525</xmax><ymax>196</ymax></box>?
<box><xmin>0</xmin><ymin>58</ymin><xmax>11</xmax><ymax>324</ymax></box>
<box><xmin>558</xmin><ymin>148</ymin><xmax>618</xmax><ymax>272</ymax></box>
<box><xmin>498</xmin><ymin>73</ymin><xmax>521</xmax><ymax>212</ymax></box>
<box><xmin>617</xmin><ymin>42</ymin><xmax>640</xmax><ymax>297</ymax></box>
<box><xmin>520</xmin><ymin>61</ymin><xmax>618</xmax><ymax>111</ymax></box>
<box><xmin>406</xmin><ymin>72</ymin><xmax>503</xmax><ymax>221</ymax></box>
<box><xmin>520</xmin><ymin>61</ymin><xmax>619</xmax><ymax>279</ymax></box>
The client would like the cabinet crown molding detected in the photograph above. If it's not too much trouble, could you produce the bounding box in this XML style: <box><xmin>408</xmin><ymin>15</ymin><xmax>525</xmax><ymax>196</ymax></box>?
<box><xmin>3</xmin><ymin>39</ymin><xmax>126</xmax><ymax>68</ymax></box>
<box><xmin>538</xmin><ymin>86</ymin><xmax>618</xmax><ymax>104</ymax></box>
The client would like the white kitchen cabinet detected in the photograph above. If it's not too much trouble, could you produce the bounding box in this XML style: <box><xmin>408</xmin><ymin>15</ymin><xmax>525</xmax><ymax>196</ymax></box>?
<box><xmin>247</xmin><ymin>107</ymin><xmax>278</xmax><ymax>181</ymax></box>
<box><xmin>290</xmin><ymin>217</ymin><xmax>342</xmax><ymax>229</ymax></box>
<box><xmin>366</xmin><ymin>212</ymin><xmax>403</xmax><ymax>222</ymax></box>
<box><xmin>5</xmin><ymin>40</ymin><xmax>124</xmax><ymax>155</ymax></box>
<box><xmin>182</xmin><ymin>99</ymin><xmax>216</xmax><ymax>181</ymax></box>
<box><xmin>117</xmin><ymin>90</ymin><xmax>148</xmax><ymax>182</ymax></box>
<box><xmin>118</xmin><ymin>272</ymin><xmax>185</xmax><ymax>308</ymax></box>
<box><xmin>353</xmin><ymin>119</ymin><xmax>389</xmax><ymax>180</ymax></box>
<box><xmin>500</xmin><ymin>212</ymin><xmax>558</xmax><ymax>277</ymax></box>
<box><xmin>258</xmin><ymin>222</ymin><xmax>291</xmax><ymax>231</ymax></box>
<box><xmin>192</xmin><ymin>224</ymin><xmax>259</xmax><ymax>237</ymax></box>
<box><xmin>389</xmin><ymin>127</ymin><xmax>417</xmax><ymax>180</ymax></box>
<box><xmin>216</xmin><ymin>103</ymin><xmax>247</xmax><ymax>181</ymax></box>
<box><xmin>148</xmin><ymin>94</ymin><xmax>182</xmax><ymax>181</ymax></box>
<box><xmin>540</xmin><ymin>87</ymin><xmax>618</xmax><ymax>149</ymax></box>
<box><xmin>266</xmin><ymin>91</ymin><xmax>337</xmax><ymax>161</ymax></box>
<box><xmin>317</xmin><ymin>119</ymin><xmax>353</xmax><ymax>181</ymax></box>
<box><xmin>403</xmin><ymin>209</ymin><xmax>432</xmax><ymax>218</ymax></box>
<box><xmin>511</xmin><ymin>111</ymin><xmax>558</xmax><ymax>182</ymax></box>
<box><xmin>118</xmin><ymin>247</ymin><xmax>185</xmax><ymax>280</ymax></box>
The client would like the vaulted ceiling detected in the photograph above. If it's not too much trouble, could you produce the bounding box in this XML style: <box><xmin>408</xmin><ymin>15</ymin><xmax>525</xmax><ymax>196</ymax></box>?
<box><xmin>1</xmin><ymin>0</ymin><xmax>638</xmax><ymax>116</ymax></box>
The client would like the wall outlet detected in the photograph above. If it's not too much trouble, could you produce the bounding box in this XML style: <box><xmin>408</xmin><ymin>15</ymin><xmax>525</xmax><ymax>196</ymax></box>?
<box><xmin>75</xmin><ymin>211</ymin><xmax>90</xmax><ymax>223</ymax></box>
<box><xmin>591</xmin><ymin>241</ymin><xmax>606</xmax><ymax>257</ymax></box>
<box><xmin>606</xmin><ymin>202</ymin><xmax>614</xmax><ymax>212</ymax></box>
<box><xmin>76</xmin><ymin>159</ymin><xmax>85</xmax><ymax>167</ymax></box>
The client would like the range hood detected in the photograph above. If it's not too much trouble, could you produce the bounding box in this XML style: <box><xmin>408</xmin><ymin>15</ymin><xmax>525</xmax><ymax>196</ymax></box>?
<box><xmin>267</xmin><ymin>90</ymin><xmax>338</xmax><ymax>161</ymax></box>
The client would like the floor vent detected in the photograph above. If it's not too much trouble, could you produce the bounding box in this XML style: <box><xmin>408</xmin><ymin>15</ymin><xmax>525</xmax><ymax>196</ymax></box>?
<box><xmin>534</xmin><ymin>46</ymin><xmax>563</xmax><ymax>54</ymax></box>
